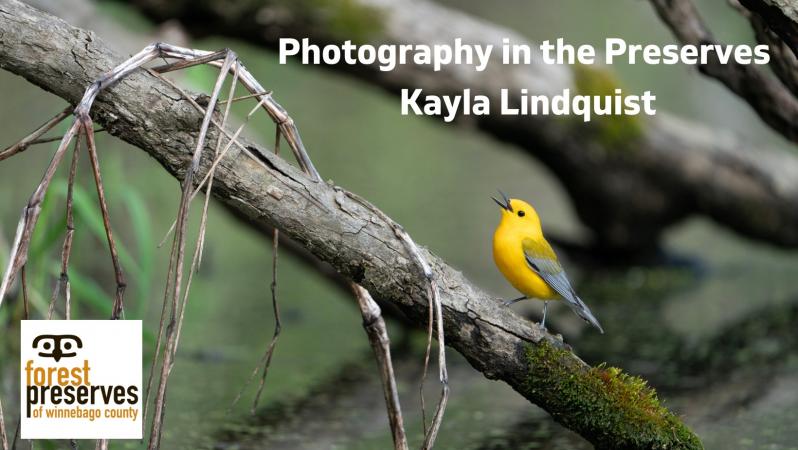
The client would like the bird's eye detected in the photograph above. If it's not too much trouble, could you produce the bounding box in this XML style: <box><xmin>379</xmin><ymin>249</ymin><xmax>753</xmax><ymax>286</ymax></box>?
<box><xmin>517</xmin><ymin>210</ymin><xmax>526</xmax><ymax>217</ymax></box>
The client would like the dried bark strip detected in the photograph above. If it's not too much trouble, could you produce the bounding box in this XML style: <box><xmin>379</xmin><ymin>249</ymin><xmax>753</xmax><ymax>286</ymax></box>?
<box><xmin>48</xmin><ymin>132</ymin><xmax>81</xmax><ymax>319</ymax></box>
<box><xmin>351</xmin><ymin>284</ymin><xmax>409</xmax><ymax>450</ymax></box>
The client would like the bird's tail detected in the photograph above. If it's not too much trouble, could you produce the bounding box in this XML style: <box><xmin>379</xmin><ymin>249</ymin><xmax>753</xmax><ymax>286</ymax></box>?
<box><xmin>566</xmin><ymin>295</ymin><xmax>604</xmax><ymax>334</ymax></box>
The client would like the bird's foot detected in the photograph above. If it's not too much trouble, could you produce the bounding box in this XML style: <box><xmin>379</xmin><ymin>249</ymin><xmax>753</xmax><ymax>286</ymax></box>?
<box><xmin>500</xmin><ymin>296</ymin><xmax>527</xmax><ymax>307</ymax></box>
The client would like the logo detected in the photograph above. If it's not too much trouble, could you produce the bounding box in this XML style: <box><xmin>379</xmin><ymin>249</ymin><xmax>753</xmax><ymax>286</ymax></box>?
<box><xmin>33</xmin><ymin>334</ymin><xmax>83</xmax><ymax>361</ymax></box>
<box><xmin>20</xmin><ymin>320</ymin><xmax>142</xmax><ymax>439</ymax></box>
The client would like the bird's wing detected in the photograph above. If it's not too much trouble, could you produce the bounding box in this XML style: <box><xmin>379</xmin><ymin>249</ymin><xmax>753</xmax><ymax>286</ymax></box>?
<box><xmin>522</xmin><ymin>237</ymin><xmax>604</xmax><ymax>333</ymax></box>
<box><xmin>521</xmin><ymin>237</ymin><xmax>576</xmax><ymax>300</ymax></box>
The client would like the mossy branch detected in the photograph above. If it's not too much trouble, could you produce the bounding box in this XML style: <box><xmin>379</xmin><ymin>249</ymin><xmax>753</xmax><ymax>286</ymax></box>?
<box><xmin>0</xmin><ymin>1</ymin><xmax>700</xmax><ymax>447</ymax></box>
<box><xmin>525</xmin><ymin>342</ymin><xmax>701</xmax><ymax>449</ymax></box>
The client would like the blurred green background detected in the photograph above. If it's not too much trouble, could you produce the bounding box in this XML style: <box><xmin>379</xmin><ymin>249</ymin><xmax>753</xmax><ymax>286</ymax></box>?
<box><xmin>1</xmin><ymin>0</ymin><xmax>797</xmax><ymax>448</ymax></box>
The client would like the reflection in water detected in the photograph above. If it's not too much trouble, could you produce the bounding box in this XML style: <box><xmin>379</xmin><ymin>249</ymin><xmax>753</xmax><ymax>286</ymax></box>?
<box><xmin>215</xmin><ymin>348</ymin><xmax>587</xmax><ymax>450</ymax></box>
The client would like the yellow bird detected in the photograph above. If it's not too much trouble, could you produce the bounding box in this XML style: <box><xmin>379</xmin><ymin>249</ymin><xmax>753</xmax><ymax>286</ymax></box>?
<box><xmin>492</xmin><ymin>191</ymin><xmax>603</xmax><ymax>333</ymax></box>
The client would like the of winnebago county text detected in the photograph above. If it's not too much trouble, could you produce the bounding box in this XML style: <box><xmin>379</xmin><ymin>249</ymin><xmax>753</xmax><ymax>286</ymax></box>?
<box><xmin>401</xmin><ymin>88</ymin><xmax>656</xmax><ymax>123</ymax></box>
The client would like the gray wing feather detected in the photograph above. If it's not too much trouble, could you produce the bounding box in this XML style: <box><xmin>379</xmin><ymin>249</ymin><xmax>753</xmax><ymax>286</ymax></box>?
<box><xmin>524</xmin><ymin>254</ymin><xmax>604</xmax><ymax>333</ymax></box>
<box><xmin>524</xmin><ymin>255</ymin><xmax>576</xmax><ymax>302</ymax></box>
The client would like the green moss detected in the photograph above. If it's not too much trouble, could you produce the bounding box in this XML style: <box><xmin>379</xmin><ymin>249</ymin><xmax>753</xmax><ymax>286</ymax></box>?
<box><xmin>524</xmin><ymin>341</ymin><xmax>702</xmax><ymax>449</ymax></box>
<box><xmin>311</xmin><ymin>0</ymin><xmax>384</xmax><ymax>44</ymax></box>
<box><xmin>572</xmin><ymin>64</ymin><xmax>644</xmax><ymax>150</ymax></box>
<box><xmin>211</xmin><ymin>0</ymin><xmax>384</xmax><ymax>44</ymax></box>
<box><xmin>266</xmin><ymin>0</ymin><xmax>384</xmax><ymax>44</ymax></box>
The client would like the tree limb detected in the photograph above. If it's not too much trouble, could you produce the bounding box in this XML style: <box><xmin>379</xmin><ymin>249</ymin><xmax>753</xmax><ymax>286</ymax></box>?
<box><xmin>0</xmin><ymin>1</ymin><xmax>701</xmax><ymax>448</ymax></box>
<box><xmin>744</xmin><ymin>6</ymin><xmax>798</xmax><ymax>98</ymax></box>
<box><xmin>126</xmin><ymin>0</ymin><xmax>798</xmax><ymax>255</ymax></box>
<box><xmin>649</xmin><ymin>0</ymin><xmax>798</xmax><ymax>142</ymax></box>
<box><xmin>737</xmin><ymin>0</ymin><xmax>798</xmax><ymax>57</ymax></box>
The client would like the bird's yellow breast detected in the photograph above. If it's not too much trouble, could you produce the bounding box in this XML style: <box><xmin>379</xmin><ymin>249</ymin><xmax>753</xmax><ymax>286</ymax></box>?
<box><xmin>493</xmin><ymin>227</ymin><xmax>558</xmax><ymax>300</ymax></box>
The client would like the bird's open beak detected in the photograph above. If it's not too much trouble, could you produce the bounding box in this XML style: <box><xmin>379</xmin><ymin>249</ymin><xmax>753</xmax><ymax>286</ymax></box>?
<box><xmin>492</xmin><ymin>190</ymin><xmax>513</xmax><ymax>212</ymax></box>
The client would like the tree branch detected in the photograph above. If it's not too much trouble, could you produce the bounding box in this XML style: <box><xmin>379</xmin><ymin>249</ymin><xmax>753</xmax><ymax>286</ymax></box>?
<box><xmin>738</xmin><ymin>0</ymin><xmax>798</xmax><ymax>57</ymax></box>
<box><xmin>744</xmin><ymin>5</ymin><xmax>798</xmax><ymax>98</ymax></box>
<box><xmin>649</xmin><ymin>0</ymin><xmax>798</xmax><ymax>142</ymax></box>
<box><xmin>0</xmin><ymin>1</ymin><xmax>701</xmax><ymax>448</ymax></box>
<box><xmin>127</xmin><ymin>0</ymin><xmax>798</xmax><ymax>254</ymax></box>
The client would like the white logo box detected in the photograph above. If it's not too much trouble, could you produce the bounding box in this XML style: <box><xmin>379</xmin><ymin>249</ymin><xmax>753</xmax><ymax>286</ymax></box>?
<box><xmin>20</xmin><ymin>320</ymin><xmax>142</xmax><ymax>439</ymax></box>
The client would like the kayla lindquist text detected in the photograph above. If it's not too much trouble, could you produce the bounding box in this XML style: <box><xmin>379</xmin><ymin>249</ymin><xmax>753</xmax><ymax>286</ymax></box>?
<box><xmin>400</xmin><ymin>88</ymin><xmax>657</xmax><ymax>123</ymax></box>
